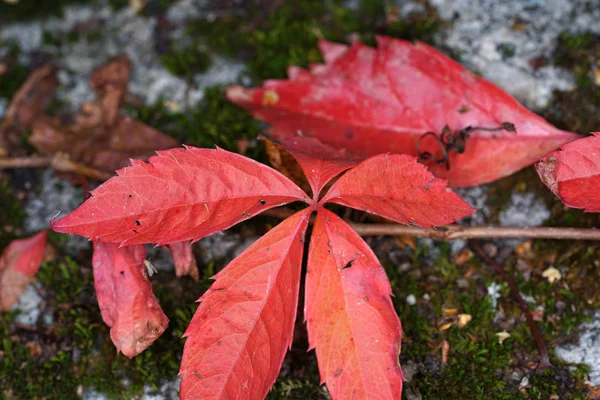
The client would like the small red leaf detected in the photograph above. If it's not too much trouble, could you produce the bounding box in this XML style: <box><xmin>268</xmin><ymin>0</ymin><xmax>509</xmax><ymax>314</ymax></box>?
<box><xmin>52</xmin><ymin>146</ymin><xmax>309</xmax><ymax>245</ymax></box>
<box><xmin>0</xmin><ymin>231</ymin><xmax>48</xmax><ymax>311</ymax></box>
<box><xmin>305</xmin><ymin>209</ymin><xmax>403</xmax><ymax>399</ymax></box>
<box><xmin>321</xmin><ymin>153</ymin><xmax>476</xmax><ymax>227</ymax></box>
<box><xmin>167</xmin><ymin>241</ymin><xmax>199</xmax><ymax>280</ymax></box>
<box><xmin>228</xmin><ymin>36</ymin><xmax>579</xmax><ymax>187</ymax></box>
<box><xmin>92</xmin><ymin>241</ymin><xmax>168</xmax><ymax>358</ymax></box>
<box><xmin>536</xmin><ymin>132</ymin><xmax>600</xmax><ymax>212</ymax></box>
<box><xmin>179</xmin><ymin>209</ymin><xmax>310</xmax><ymax>400</ymax></box>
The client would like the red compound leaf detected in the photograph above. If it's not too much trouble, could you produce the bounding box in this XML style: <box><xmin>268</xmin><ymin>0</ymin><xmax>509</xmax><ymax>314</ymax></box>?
<box><xmin>179</xmin><ymin>209</ymin><xmax>310</xmax><ymax>400</ymax></box>
<box><xmin>92</xmin><ymin>241</ymin><xmax>168</xmax><ymax>358</ymax></box>
<box><xmin>305</xmin><ymin>209</ymin><xmax>403</xmax><ymax>399</ymax></box>
<box><xmin>228</xmin><ymin>36</ymin><xmax>579</xmax><ymax>187</ymax></box>
<box><xmin>536</xmin><ymin>132</ymin><xmax>600</xmax><ymax>212</ymax></box>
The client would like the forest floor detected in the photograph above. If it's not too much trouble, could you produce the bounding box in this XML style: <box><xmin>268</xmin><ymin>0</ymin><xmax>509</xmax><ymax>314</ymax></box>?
<box><xmin>1</xmin><ymin>0</ymin><xmax>600</xmax><ymax>399</ymax></box>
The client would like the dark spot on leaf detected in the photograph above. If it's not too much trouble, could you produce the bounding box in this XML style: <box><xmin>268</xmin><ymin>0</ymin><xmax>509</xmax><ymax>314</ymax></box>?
<box><xmin>194</xmin><ymin>370</ymin><xmax>202</xmax><ymax>379</ymax></box>
<box><xmin>132</xmin><ymin>229</ymin><xmax>138</xmax><ymax>233</ymax></box>
<box><xmin>135</xmin><ymin>220</ymin><xmax>141</xmax><ymax>226</ymax></box>
<box><xmin>363</xmin><ymin>296</ymin><xmax>369</xmax><ymax>302</ymax></box>
<box><xmin>340</xmin><ymin>260</ymin><xmax>353</xmax><ymax>270</ymax></box>
<box><xmin>423</xmin><ymin>185</ymin><xmax>429</xmax><ymax>190</ymax></box>
<box><xmin>259</xmin><ymin>199</ymin><xmax>266</xmax><ymax>205</ymax></box>
<box><xmin>128</xmin><ymin>194</ymin><xmax>132</xmax><ymax>198</ymax></box>
<box><xmin>334</xmin><ymin>368</ymin><xmax>343</xmax><ymax>377</ymax></box>
<box><xmin>344</xmin><ymin>127</ymin><xmax>354</xmax><ymax>140</ymax></box>
<box><xmin>458</xmin><ymin>105</ymin><xmax>469</xmax><ymax>113</ymax></box>
<box><xmin>217</xmin><ymin>341</ymin><xmax>222</xmax><ymax>346</ymax></box>
<box><xmin>120</xmin><ymin>271</ymin><xmax>124</xmax><ymax>275</ymax></box>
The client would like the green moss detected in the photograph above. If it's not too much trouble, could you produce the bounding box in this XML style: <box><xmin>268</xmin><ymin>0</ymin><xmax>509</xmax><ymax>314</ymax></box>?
<box><xmin>186</xmin><ymin>0</ymin><xmax>444</xmax><ymax>81</ymax></box>
<box><xmin>0</xmin><ymin>256</ymin><xmax>210</xmax><ymax>399</ymax></box>
<box><xmin>0</xmin><ymin>47</ymin><xmax>29</xmax><ymax>101</ymax></box>
<box><xmin>0</xmin><ymin>179</ymin><xmax>26</xmax><ymax>248</ymax></box>
<box><xmin>159</xmin><ymin>45</ymin><xmax>213</xmax><ymax>78</ymax></box>
<box><xmin>0</xmin><ymin>0</ymin><xmax>92</xmax><ymax>23</ymax></box>
<box><xmin>127</xmin><ymin>85</ymin><xmax>265</xmax><ymax>161</ymax></box>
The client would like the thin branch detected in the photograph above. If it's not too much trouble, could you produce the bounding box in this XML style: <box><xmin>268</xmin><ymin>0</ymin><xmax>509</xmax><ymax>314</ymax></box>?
<box><xmin>0</xmin><ymin>153</ymin><xmax>112</xmax><ymax>181</ymax></box>
<box><xmin>262</xmin><ymin>207</ymin><xmax>600</xmax><ymax>241</ymax></box>
<box><xmin>468</xmin><ymin>240</ymin><xmax>552</xmax><ymax>371</ymax></box>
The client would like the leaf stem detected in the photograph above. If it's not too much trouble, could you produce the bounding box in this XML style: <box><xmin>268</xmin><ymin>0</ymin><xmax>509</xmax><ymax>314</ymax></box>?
<box><xmin>263</xmin><ymin>207</ymin><xmax>600</xmax><ymax>241</ymax></box>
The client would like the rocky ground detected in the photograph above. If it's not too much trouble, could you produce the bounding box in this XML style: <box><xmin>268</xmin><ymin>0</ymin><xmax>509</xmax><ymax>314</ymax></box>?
<box><xmin>1</xmin><ymin>0</ymin><xmax>599</xmax><ymax>399</ymax></box>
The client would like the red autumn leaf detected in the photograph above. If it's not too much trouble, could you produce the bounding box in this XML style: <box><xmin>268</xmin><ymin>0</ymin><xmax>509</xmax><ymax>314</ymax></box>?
<box><xmin>0</xmin><ymin>231</ymin><xmax>48</xmax><ymax>311</ymax></box>
<box><xmin>167</xmin><ymin>241</ymin><xmax>199</xmax><ymax>280</ymax></box>
<box><xmin>305</xmin><ymin>209</ymin><xmax>403</xmax><ymax>399</ymax></box>
<box><xmin>179</xmin><ymin>209</ymin><xmax>310</xmax><ymax>400</ymax></box>
<box><xmin>321</xmin><ymin>153</ymin><xmax>476</xmax><ymax>227</ymax></box>
<box><xmin>227</xmin><ymin>36</ymin><xmax>579</xmax><ymax>187</ymax></box>
<box><xmin>52</xmin><ymin>142</ymin><xmax>476</xmax><ymax>400</ymax></box>
<box><xmin>92</xmin><ymin>241</ymin><xmax>169</xmax><ymax>358</ymax></box>
<box><xmin>52</xmin><ymin>146</ymin><xmax>309</xmax><ymax>246</ymax></box>
<box><xmin>536</xmin><ymin>132</ymin><xmax>600</xmax><ymax>212</ymax></box>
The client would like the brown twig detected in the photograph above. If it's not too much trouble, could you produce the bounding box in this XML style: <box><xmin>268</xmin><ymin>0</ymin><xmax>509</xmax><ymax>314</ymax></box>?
<box><xmin>0</xmin><ymin>153</ymin><xmax>112</xmax><ymax>181</ymax></box>
<box><xmin>262</xmin><ymin>207</ymin><xmax>600</xmax><ymax>241</ymax></box>
<box><xmin>468</xmin><ymin>240</ymin><xmax>552</xmax><ymax>370</ymax></box>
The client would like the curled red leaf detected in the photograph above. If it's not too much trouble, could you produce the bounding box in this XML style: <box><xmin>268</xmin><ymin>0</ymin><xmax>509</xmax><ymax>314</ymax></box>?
<box><xmin>0</xmin><ymin>231</ymin><xmax>48</xmax><ymax>311</ymax></box>
<box><xmin>536</xmin><ymin>132</ymin><xmax>600</xmax><ymax>212</ymax></box>
<box><xmin>167</xmin><ymin>241</ymin><xmax>199</xmax><ymax>280</ymax></box>
<box><xmin>92</xmin><ymin>241</ymin><xmax>168</xmax><ymax>358</ymax></box>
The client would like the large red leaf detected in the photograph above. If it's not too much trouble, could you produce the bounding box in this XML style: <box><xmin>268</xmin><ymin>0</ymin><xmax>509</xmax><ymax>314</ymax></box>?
<box><xmin>92</xmin><ymin>241</ymin><xmax>169</xmax><ymax>358</ymax></box>
<box><xmin>305</xmin><ymin>209</ymin><xmax>403</xmax><ymax>399</ymax></box>
<box><xmin>0</xmin><ymin>231</ymin><xmax>48</xmax><ymax>311</ymax></box>
<box><xmin>321</xmin><ymin>153</ymin><xmax>476</xmax><ymax>227</ymax></box>
<box><xmin>179</xmin><ymin>209</ymin><xmax>310</xmax><ymax>400</ymax></box>
<box><xmin>536</xmin><ymin>132</ymin><xmax>600</xmax><ymax>212</ymax></box>
<box><xmin>52</xmin><ymin>146</ymin><xmax>309</xmax><ymax>246</ymax></box>
<box><xmin>167</xmin><ymin>241</ymin><xmax>199</xmax><ymax>280</ymax></box>
<box><xmin>227</xmin><ymin>36</ymin><xmax>579</xmax><ymax>187</ymax></box>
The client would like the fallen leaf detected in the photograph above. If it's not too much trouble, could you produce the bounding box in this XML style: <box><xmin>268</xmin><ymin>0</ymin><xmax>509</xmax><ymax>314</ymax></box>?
<box><xmin>496</xmin><ymin>331</ymin><xmax>511</xmax><ymax>344</ymax></box>
<box><xmin>264</xmin><ymin>137</ymin><xmax>311</xmax><ymax>194</ymax></box>
<box><xmin>0</xmin><ymin>64</ymin><xmax>57</xmax><ymax>156</ymax></box>
<box><xmin>0</xmin><ymin>231</ymin><xmax>48</xmax><ymax>311</ymax></box>
<box><xmin>457</xmin><ymin>314</ymin><xmax>472</xmax><ymax>328</ymax></box>
<box><xmin>29</xmin><ymin>57</ymin><xmax>179</xmax><ymax>173</ymax></box>
<box><xmin>440</xmin><ymin>322</ymin><xmax>454</xmax><ymax>331</ymax></box>
<box><xmin>542</xmin><ymin>267</ymin><xmax>561</xmax><ymax>284</ymax></box>
<box><xmin>92</xmin><ymin>241</ymin><xmax>168</xmax><ymax>358</ymax></box>
<box><xmin>536</xmin><ymin>132</ymin><xmax>600</xmax><ymax>212</ymax></box>
<box><xmin>166</xmin><ymin>241</ymin><xmax>199</xmax><ymax>280</ymax></box>
<box><xmin>228</xmin><ymin>36</ymin><xmax>579</xmax><ymax>187</ymax></box>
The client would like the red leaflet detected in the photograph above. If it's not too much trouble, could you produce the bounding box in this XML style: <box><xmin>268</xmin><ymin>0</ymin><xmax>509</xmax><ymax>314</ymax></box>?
<box><xmin>305</xmin><ymin>210</ymin><xmax>403</xmax><ymax>399</ymax></box>
<box><xmin>179</xmin><ymin>209</ymin><xmax>310</xmax><ymax>400</ymax></box>
<box><xmin>322</xmin><ymin>153</ymin><xmax>476</xmax><ymax>227</ymax></box>
<box><xmin>0</xmin><ymin>231</ymin><xmax>48</xmax><ymax>311</ymax></box>
<box><xmin>167</xmin><ymin>241</ymin><xmax>199</xmax><ymax>280</ymax></box>
<box><xmin>92</xmin><ymin>241</ymin><xmax>169</xmax><ymax>358</ymax></box>
<box><xmin>52</xmin><ymin>146</ymin><xmax>309</xmax><ymax>245</ymax></box>
<box><xmin>227</xmin><ymin>36</ymin><xmax>579</xmax><ymax>187</ymax></box>
<box><xmin>536</xmin><ymin>133</ymin><xmax>600</xmax><ymax>212</ymax></box>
